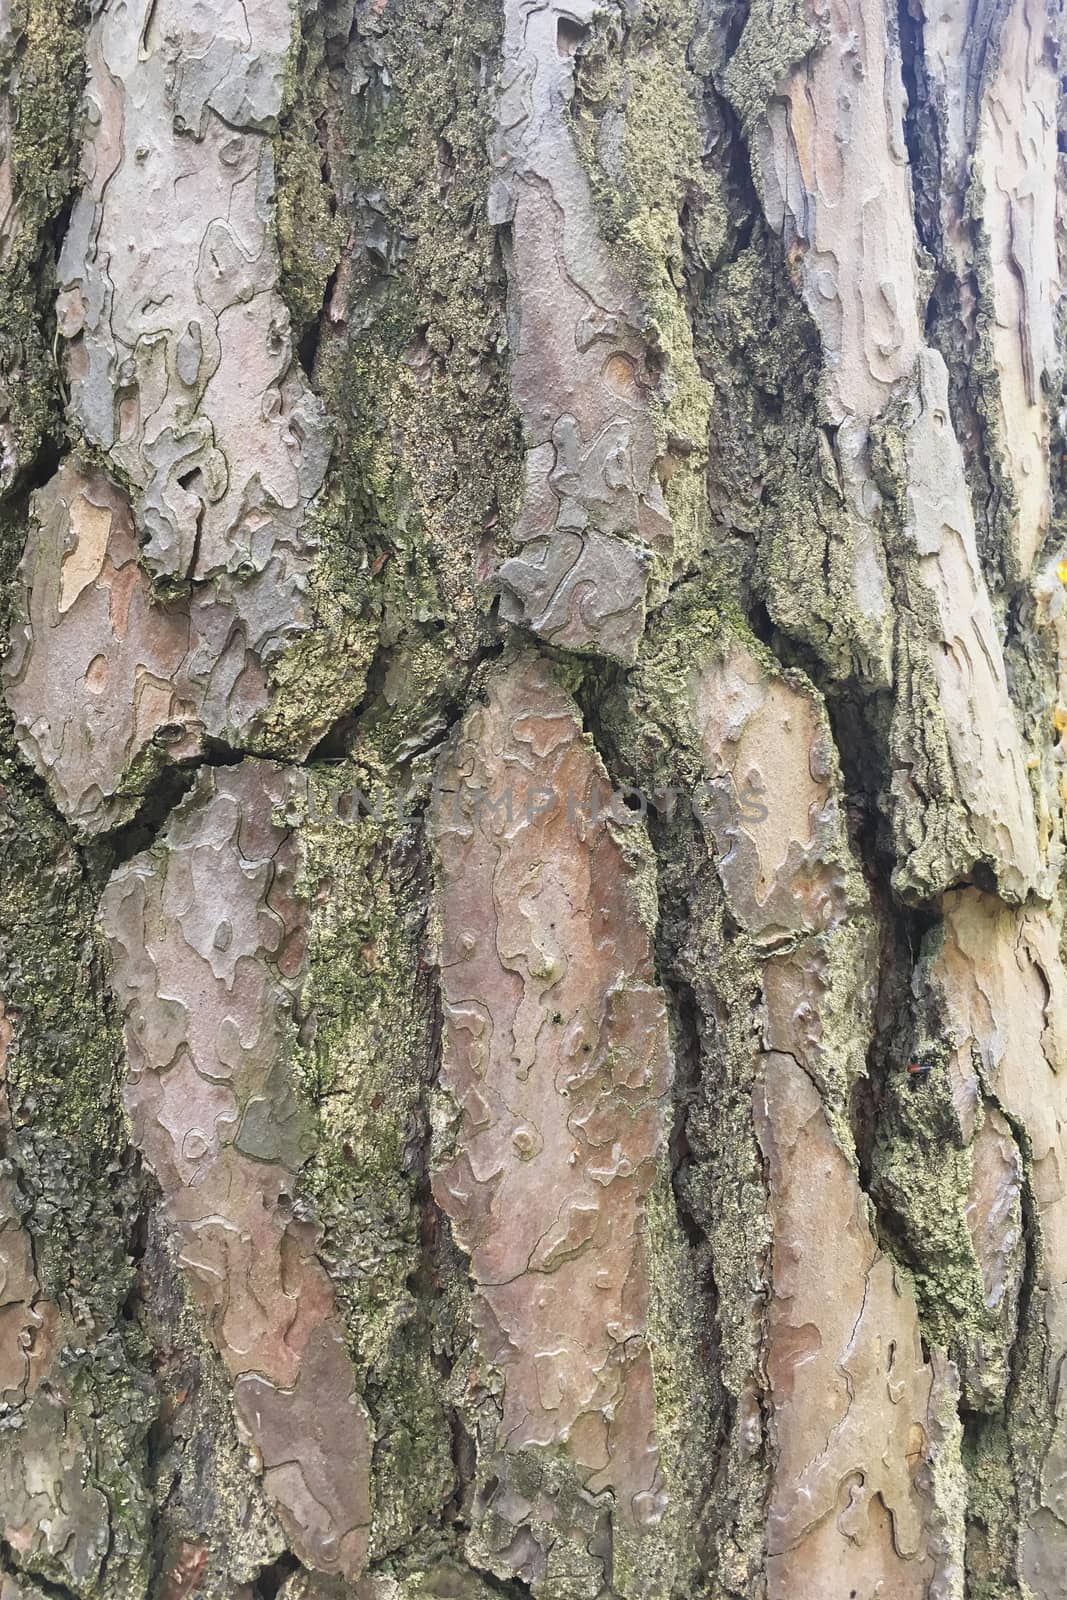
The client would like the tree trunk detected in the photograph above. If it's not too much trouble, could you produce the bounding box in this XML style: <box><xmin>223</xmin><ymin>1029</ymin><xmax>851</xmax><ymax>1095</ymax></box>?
<box><xmin>0</xmin><ymin>0</ymin><xmax>1063</xmax><ymax>1596</ymax></box>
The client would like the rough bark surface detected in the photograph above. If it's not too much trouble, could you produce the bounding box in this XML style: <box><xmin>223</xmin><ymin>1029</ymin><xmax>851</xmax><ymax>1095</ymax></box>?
<box><xmin>0</xmin><ymin>0</ymin><xmax>1065</xmax><ymax>1598</ymax></box>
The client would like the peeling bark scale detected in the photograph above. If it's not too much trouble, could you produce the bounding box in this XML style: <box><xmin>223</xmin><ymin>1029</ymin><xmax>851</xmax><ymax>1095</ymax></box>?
<box><xmin>0</xmin><ymin>0</ymin><xmax>1066</xmax><ymax>1597</ymax></box>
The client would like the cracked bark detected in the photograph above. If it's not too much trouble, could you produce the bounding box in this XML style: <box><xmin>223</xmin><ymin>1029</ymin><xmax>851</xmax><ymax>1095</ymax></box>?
<box><xmin>0</xmin><ymin>0</ymin><xmax>1065</xmax><ymax>1597</ymax></box>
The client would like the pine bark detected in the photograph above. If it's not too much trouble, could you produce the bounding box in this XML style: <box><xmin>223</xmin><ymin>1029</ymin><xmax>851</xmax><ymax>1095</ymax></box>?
<box><xmin>0</xmin><ymin>1</ymin><xmax>1064</xmax><ymax>1597</ymax></box>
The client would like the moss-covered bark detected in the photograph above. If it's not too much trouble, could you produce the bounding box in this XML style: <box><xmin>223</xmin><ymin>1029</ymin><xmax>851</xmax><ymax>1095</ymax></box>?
<box><xmin>0</xmin><ymin>0</ymin><xmax>1064</xmax><ymax>1597</ymax></box>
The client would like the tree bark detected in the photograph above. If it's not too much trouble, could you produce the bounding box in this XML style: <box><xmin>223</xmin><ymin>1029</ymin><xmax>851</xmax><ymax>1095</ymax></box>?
<box><xmin>0</xmin><ymin>0</ymin><xmax>1063</xmax><ymax>1596</ymax></box>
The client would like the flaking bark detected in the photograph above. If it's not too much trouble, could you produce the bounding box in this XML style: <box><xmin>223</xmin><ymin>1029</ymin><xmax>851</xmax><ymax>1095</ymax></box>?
<box><xmin>0</xmin><ymin>0</ymin><xmax>1064</xmax><ymax>1597</ymax></box>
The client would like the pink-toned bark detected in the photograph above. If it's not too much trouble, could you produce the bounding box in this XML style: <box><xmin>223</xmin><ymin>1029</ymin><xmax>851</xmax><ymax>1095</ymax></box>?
<box><xmin>432</xmin><ymin>654</ymin><xmax>671</xmax><ymax>1544</ymax></box>
<box><xmin>102</xmin><ymin>763</ymin><xmax>371</xmax><ymax>1579</ymax></box>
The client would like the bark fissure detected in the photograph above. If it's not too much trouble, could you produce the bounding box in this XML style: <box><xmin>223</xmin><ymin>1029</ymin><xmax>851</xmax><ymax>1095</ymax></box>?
<box><xmin>0</xmin><ymin>0</ymin><xmax>1065</xmax><ymax>1595</ymax></box>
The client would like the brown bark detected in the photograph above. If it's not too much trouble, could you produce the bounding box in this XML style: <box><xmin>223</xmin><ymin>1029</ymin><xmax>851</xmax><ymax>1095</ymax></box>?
<box><xmin>0</xmin><ymin>0</ymin><xmax>1064</xmax><ymax>1597</ymax></box>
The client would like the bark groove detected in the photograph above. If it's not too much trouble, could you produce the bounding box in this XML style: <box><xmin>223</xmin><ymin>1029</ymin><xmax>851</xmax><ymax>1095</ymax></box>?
<box><xmin>0</xmin><ymin>0</ymin><xmax>1064</xmax><ymax>1597</ymax></box>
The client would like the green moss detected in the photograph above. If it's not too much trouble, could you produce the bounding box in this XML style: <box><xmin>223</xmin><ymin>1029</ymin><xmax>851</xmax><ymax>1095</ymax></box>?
<box><xmin>651</xmin><ymin>6</ymin><xmax>900</xmax><ymax>694</ymax></box>
<box><xmin>667</xmin><ymin>920</ymin><xmax>772</xmax><ymax>1596</ymax></box>
<box><xmin>0</xmin><ymin>656</ymin><xmax>125</xmax><ymax>1159</ymax></box>
<box><xmin>872</xmin><ymin>1110</ymin><xmax>991</xmax><ymax>1359</ymax></box>
<box><xmin>291</xmin><ymin>771</ymin><xmax>454</xmax><ymax>1559</ymax></box>
<box><xmin>0</xmin><ymin>506</ymin><xmax>154</xmax><ymax>1596</ymax></box>
<box><xmin>631</xmin><ymin>1169</ymin><xmax>717</xmax><ymax>1598</ymax></box>
<box><xmin>954</xmin><ymin>1190</ymin><xmax>1059</xmax><ymax>1598</ymax></box>
<box><xmin>363</xmin><ymin>1560</ymin><xmax>519</xmax><ymax>1599</ymax></box>
<box><xmin>690</xmin><ymin>225</ymin><xmax>894</xmax><ymax>685</ymax></box>
<box><xmin>274</xmin><ymin>11</ymin><xmax>346</xmax><ymax>341</ymax></box>
<box><xmin>963</xmin><ymin>1413</ymin><xmax>1037</xmax><ymax>1599</ymax></box>
<box><xmin>0</xmin><ymin>1</ymin><xmax>87</xmax><ymax>483</ymax></box>
<box><xmin>0</xmin><ymin>12</ymin><xmax>159</xmax><ymax>1592</ymax></box>
<box><xmin>267</xmin><ymin>0</ymin><xmax>521</xmax><ymax>772</ymax></box>
<box><xmin>592</xmin><ymin>577</ymin><xmax>922</xmax><ymax>1590</ymax></box>
<box><xmin>599</xmin><ymin>577</ymin><xmax>870</xmax><ymax>951</ymax></box>
<box><xmin>256</xmin><ymin>479</ymin><xmax>381</xmax><ymax>756</ymax></box>
<box><xmin>571</xmin><ymin>0</ymin><xmax>714</xmax><ymax>597</ymax></box>
<box><xmin>721</xmin><ymin>0</ymin><xmax>822</xmax><ymax>133</ymax></box>
<box><xmin>591</xmin><ymin>590</ymin><xmax>769</xmax><ymax>1591</ymax></box>
<box><xmin>586</xmin><ymin>578</ymin><xmax>725</xmax><ymax>799</ymax></box>
<box><xmin>328</xmin><ymin>0</ymin><xmax>523</xmax><ymax>604</ymax></box>
<box><xmin>865</xmin><ymin>918</ymin><xmax>1051</xmax><ymax>1595</ymax></box>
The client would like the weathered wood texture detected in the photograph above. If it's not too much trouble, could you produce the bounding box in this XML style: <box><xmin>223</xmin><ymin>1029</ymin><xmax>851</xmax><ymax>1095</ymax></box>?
<box><xmin>0</xmin><ymin>0</ymin><xmax>1065</xmax><ymax>1597</ymax></box>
